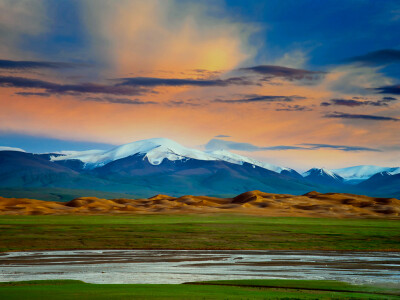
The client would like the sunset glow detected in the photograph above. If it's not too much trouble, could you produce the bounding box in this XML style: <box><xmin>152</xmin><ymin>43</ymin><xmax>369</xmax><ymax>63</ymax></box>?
<box><xmin>1</xmin><ymin>0</ymin><xmax>399</xmax><ymax>170</ymax></box>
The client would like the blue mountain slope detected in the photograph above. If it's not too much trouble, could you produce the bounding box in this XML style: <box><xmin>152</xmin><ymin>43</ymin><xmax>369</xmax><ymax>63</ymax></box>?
<box><xmin>0</xmin><ymin>137</ymin><xmax>398</xmax><ymax>198</ymax></box>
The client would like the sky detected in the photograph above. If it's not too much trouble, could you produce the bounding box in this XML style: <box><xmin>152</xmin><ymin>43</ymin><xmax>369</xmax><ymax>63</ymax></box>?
<box><xmin>0</xmin><ymin>0</ymin><xmax>399</xmax><ymax>170</ymax></box>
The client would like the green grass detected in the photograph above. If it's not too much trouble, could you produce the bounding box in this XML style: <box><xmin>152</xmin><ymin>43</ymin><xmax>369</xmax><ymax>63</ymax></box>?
<box><xmin>0</xmin><ymin>215</ymin><xmax>399</xmax><ymax>252</ymax></box>
<box><xmin>192</xmin><ymin>279</ymin><xmax>399</xmax><ymax>294</ymax></box>
<box><xmin>0</xmin><ymin>280</ymin><xmax>399</xmax><ymax>299</ymax></box>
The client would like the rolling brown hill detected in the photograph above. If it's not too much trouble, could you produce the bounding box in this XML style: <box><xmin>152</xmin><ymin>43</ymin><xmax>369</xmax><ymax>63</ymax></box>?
<box><xmin>1</xmin><ymin>191</ymin><xmax>399</xmax><ymax>218</ymax></box>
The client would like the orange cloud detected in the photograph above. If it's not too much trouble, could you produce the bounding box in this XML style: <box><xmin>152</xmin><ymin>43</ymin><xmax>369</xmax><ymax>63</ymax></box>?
<box><xmin>0</xmin><ymin>1</ymin><xmax>399</xmax><ymax>169</ymax></box>
<box><xmin>82</xmin><ymin>0</ymin><xmax>255</xmax><ymax>76</ymax></box>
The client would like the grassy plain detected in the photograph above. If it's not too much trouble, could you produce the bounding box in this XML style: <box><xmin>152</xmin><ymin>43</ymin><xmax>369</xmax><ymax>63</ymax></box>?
<box><xmin>0</xmin><ymin>214</ymin><xmax>399</xmax><ymax>252</ymax></box>
<box><xmin>0</xmin><ymin>280</ymin><xmax>399</xmax><ymax>299</ymax></box>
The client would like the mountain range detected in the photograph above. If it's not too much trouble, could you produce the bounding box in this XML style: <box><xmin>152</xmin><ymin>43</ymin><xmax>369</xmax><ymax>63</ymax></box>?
<box><xmin>0</xmin><ymin>138</ymin><xmax>399</xmax><ymax>199</ymax></box>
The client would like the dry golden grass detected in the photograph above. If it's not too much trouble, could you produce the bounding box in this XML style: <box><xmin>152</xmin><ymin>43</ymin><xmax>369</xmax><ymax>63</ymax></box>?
<box><xmin>1</xmin><ymin>190</ymin><xmax>400</xmax><ymax>218</ymax></box>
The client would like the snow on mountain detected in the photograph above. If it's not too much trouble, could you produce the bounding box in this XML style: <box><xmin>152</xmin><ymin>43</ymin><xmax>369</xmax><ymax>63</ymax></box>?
<box><xmin>50</xmin><ymin>149</ymin><xmax>106</xmax><ymax>159</ymax></box>
<box><xmin>331</xmin><ymin>165</ymin><xmax>400</xmax><ymax>183</ymax></box>
<box><xmin>206</xmin><ymin>149</ymin><xmax>290</xmax><ymax>173</ymax></box>
<box><xmin>51</xmin><ymin>138</ymin><xmax>214</xmax><ymax>168</ymax></box>
<box><xmin>57</xmin><ymin>150</ymin><xmax>105</xmax><ymax>156</ymax></box>
<box><xmin>50</xmin><ymin>138</ymin><xmax>289</xmax><ymax>173</ymax></box>
<box><xmin>303</xmin><ymin>168</ymin><xmax>343</xmax><ymax>181</ymax></box>
<box><xmin>0</xmin><ymin>146</ymin><xmax>25</xmax><ymax>152</ymax></box>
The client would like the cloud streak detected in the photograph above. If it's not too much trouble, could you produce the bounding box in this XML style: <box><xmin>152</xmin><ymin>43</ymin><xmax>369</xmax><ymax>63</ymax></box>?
<box><xmin>85</xmin><ymin>97</ymin><xmax>156</xmax><ymax>105</ymax></box>
<box><xmin>205</xmin><ymin>139</ymin><xmax>306</xmax><ymax>152</ymax></box>
<box><xmin>374</xmin><ymin>84</ymin><xmax>400</xmax><ymax>95</ymax></box>
<box><xmin>214</xmin><ymin>95</ymin><xmax>305</xmax><ymax>104</ymax></box>
<box><xmin>0</xmin><ymin>76</ymin><xmax>146</xmax><ymax>96</ymax></box>
<box><xmin>324</xmin><ymin>111</ymin><xmax>399</xmax><ymax>121</ymax></box>
<box><xmin>321</xmin><ymin>97</ymin><xmax>397</xmax><ymax>107</ymax></box>
<box><xmin>344</xmin><ymin>49</ymin><xmax>400</xmax><ymax>66</ymax></box>
<box><xmin>117</xmin><ymin>76</ymin><xmax>255</xmax><ymax>87</ymax></box>
<box><xmin>239</xmin><ymin>65</ymin><xmax>325</xmax><ymax>81</ymax></box>
<box><xmin>276</xmin><ymin>105</ymin><xmax>312</xmax><ymax>111</ymax></box>
<box><xmin>15</xmin><ymin>92</ymin><xmax>51</xmax><ymax>97</ymax></box>
<box><xmin>0</xmin><ymin>59</ymin><xmax>86</xmax><ymax>70</ymax></box>
<box><xmin>300</xmin><ymin>143</ymin><xmax>381</xmax><ymax>152</ymax></box>
<box><xmin>206</xmin><ymin>139</ymin><xmax>382</xmax><ymax>153</ymax></box>
<box><xmin>206</xmin><ymin>139</ymin><xmax>381</xmax><ymax>152</ymax></box>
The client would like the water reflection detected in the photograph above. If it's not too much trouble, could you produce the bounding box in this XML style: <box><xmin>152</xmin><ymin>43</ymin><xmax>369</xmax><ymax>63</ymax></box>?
<box><xmin>0</xmin><ymin>250</ymin><xmax>399</xmax><ymax>285</ymax></box>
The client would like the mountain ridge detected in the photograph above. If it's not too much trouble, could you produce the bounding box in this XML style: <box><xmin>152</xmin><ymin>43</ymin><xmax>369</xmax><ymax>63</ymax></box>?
<box><xmin>302</xmin><ymin>168</ymin><xmax>344</xmax><ymax>186</ymax></box>
<box><xmin>49</xmin><ymin>138</ymin><xmax>293</xmax><ymax>174</ymax></box>
<box><xmin>0</xmin><ymin>138</ymin><xmax>398</xmax><ymax>198</ymax></box>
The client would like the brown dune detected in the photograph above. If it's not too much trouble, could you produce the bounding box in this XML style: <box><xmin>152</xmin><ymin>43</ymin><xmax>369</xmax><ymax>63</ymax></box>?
<box><xmin>0</xmin><ymin>191</ymin><xmax>399</xmax><ymax>218</ymax></box>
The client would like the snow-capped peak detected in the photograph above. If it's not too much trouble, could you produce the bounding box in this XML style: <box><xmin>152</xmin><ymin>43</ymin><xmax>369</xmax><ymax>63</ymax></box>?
<box><xmin>51</xmin><ymin>138</ymin><xmax>216</xmax><ymax>168</ymax></box>
<box><xmin>303</xmin><ymin>168</ymin><xmax>342</xmax><ymax>180</ymax></box>
<box><xmin>50</xmin><ymin>137</ymin><xmax>290</xmax><ymax>173</ymax></box>
<box><xmin>331</xmin><ymin>165</ymin><xmax>400</xmax><ymax>183</ymax></box>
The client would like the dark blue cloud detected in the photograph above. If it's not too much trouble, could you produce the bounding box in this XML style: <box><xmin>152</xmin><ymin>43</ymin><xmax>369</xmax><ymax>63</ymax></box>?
<box><xmin>275</xmin><ymin>105</ymin><xmax>312</xmax><ymax>111</ymax></box>
<box><xmin>238</xmin><ymin>65</ymin><xmax>325</xmax><ymax>81</ymax></box>
<box><xmin>321</xmin><ymin>98</ymin><xmax>397</xmax><ymax>107</ymax></box>
<box><xmin>214</xmin><ymin>95</ymin><xmax>305</xmax><ymax>103</ymax></box>
<box><xmin>383</xmin><ymin>96</ymin><xmax>397</xmax><ymax>101</ymax></box>
<box><xmin>328</xmin><ymin>99</ymin><xmax>367</xmax><ymax>107</ymax></box>
<box><xmin>300</xmin><ymin>143</ymin><xmax>381</xmax><ymax>152</ymax></box>
<box><xmin>0</xmin><ymin>59</ymin><xmax>85</xmax><ymax>69</ymax></box>
<box><xmin>205</xmin><ymin>138</ymin><xmax>379</xmax><ymax>152</ymax></box>
<box><xmin>344</xmin><ymin>49</ymin><xmax>400</xmax><ymax>66</ymax></box>
<box><xmin>205</xmin><ymin>139</ymin><xmax>305</xmax><ymax>152</ymax></box>
<box><xmin>165</xmin><ymin>100</ymin><xmax>201</xmax><ymax>107</ymax></box>
<box><xmin>0</xmin><ymin>76</ymin><xmax>145</xmax><ymax>96</ymax></box>
<box><xmin>15</xmin><ymin>92</ymin><xmax>51</xmax><ymax>97</ymax></box>
<box><xmin>374</xmin><ymin>84</ymin><xmax>400</xmax><ymax>95</ymax></box>
<box><xmin>324</xmin><ymin>111</ymin><xmax>399</xmax><ymax>121</ymax></box>
<box><xmin>214</xmin><ymin>135</ymin><xmax>231</xmax><ymax>138</ymax></box>
<box><xmin>117</xmin><ymin>76</ymin><xmax>255</xmax><ymax>87</ymax></box>
<box><xmin>85</xmin><ymin>97</ymin><xmax>156</xmax><ymax>105</ymax></box>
